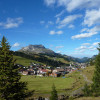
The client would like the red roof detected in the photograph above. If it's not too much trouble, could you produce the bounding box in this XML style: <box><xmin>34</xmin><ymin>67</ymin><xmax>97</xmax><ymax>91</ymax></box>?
<box><xmin>41</xmin><ymin>69</ymin><xmax>47</xmax><ymax>72</ymax></box>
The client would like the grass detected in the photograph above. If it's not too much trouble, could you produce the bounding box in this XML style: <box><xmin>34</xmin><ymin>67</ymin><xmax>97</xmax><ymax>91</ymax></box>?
<box><xmin>81</xmin><ymin>66</ymin><xmax>95</xmax><ymax>81</ymax></box>
<box><xmin>22</xmin><ymin>66</ymin><xmax>96</xmax><ymax>99</ymax></box>
<box><xmin>75</xmin><ymin>97</ymin><xmax>100</xmax><ymax>100</ymax></box>
<box><xmin>54</xmin><ymin>58</ymin><xmax>69</xmax><ymax>64</ymax></box>
<box><xmin>65</xmin><ymin>71</ymin><xmax>85</xmax><ymax>90</ymax></box>
<box><xmin>22</xmin><ymin>71</ymin><xmax>87</xmax><ymax>99</ymax></box>
<box><xmin>21</xmin><ymin>70</ymin><xmax>88</xmax><ymax>94</ymax></box>
<box><xmin>21</xmin><ymin>76</ymin><xmax>75</xmax><ymax>94</ymax></box>
<box><xmin>45</xmin><ymin>55</ymin><xmax>69</xmax><ymax>65</ymax></box>
<box><xmin>14</xmin><ymin>56</ymin><xmax>43</xmax><ymax>66</ymax></box>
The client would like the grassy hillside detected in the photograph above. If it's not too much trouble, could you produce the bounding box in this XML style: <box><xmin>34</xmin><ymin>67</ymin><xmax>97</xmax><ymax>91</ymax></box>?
<box><xmin>45</xmin><ymin>55</ymin><xmax>70</xmax><ymax>65</ymax></box>
<box><xmin>13</xmin><ymin>51</ymin><xmax>70</xmax><ymax>67</ymax></box>
<box><xmin>14</xmin><ymin>56</ymin><xmax>43</xmax><ymax>66</ymax></box>
<box><xmin>65</xmin><ymin>71</ymin><xmax>85</xmax><ymax>90</ymax></box>
<box><xmin>81</xmin><ymin>66</ymin><xmax>95</xmax><ymax>81</ymax></box>
<box><xmin>53</xmin><ymin>57</ymin><xmax>69</xmax><ymax>64</ymax></box>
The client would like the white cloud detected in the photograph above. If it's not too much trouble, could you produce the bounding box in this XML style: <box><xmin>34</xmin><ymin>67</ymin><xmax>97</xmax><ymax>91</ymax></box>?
<box><xmin>72</xmin><ymin>25</ymin><xmax>100</xmax><ymax>39</ymax></box>
<box><xmin>68</xmin><ymin>24</ymin><xmax>74</xmax><ymax>29</ymax></box>
<box><xmin>88</xmin><ymin>46</ymin><xmax>97</xmax><ymax>51</ymax></box>
<box><xmin>12</xmin><ymin>42</ymin><xmax>20</xmax><ymax>47</ymax></box>
<box><xmin>40</xmin><ymin>21</ymin><xmax>45</xmax><ymax>24</ymax></box>
<box><xmin>76</xmin><ymin>46</ymin><xmax>87</xmax><ymax>50</ymax></box>
<box><xmin>79</xmin><ymin>49</ymin><xmax>86</xmax><ymax>53</ymax></box>
<box><xmin>44</xmin><ymin>0</ymin><xmax>100</xmax><ymax>12</ymax></box>
<box><xmin>88</xmin><ymin>42</ymin><xmax>99</xmax><ymax>51</ymax></box>
<box><xmin>45</xmin><ymin>21</ymin><xmax>54</xmax><ymax>28</ymax></box>
<box><xmin>75</xmin><ymin>42</ymin><xmax>99</xmax><ymax>53</ymax></box>
<box><xmin>56</xmin><ymin>31</ymin><xmax>63</xmax><ymax>34</ymax></box>
<box><xmin>89</xmin><ymin>46</ymin><xmax>94</xmax><ymax>49</ymax></box>
<box><xmin>48</xmin><ymin>21</ymin><xmax>54</xmax><ymax>25</ymax></box>
<box><xmin>49</xmin><ymin>30</ymin><xmax>63</xmax><ymax>35</ymax></box>
<box><xmin>57</xmin><ymin>14</ymin><xmax>82</xmax><ymax>28</ymax></box>
<box><xmin>80</xmin><ymin>28</ymin><xmax>89</xmax><ymax>33</ymax></box>
<box><xmin>72</xmin><ymin>32</ymin><xmax>97</xmax><ymax>39</ymax></box>
<box><xmin>82</xmin><ymin>43</ymin><xmax>90</xmax><ymax>46</ymax></box>
<box><xmin>92</xmin><ymin>42</ymin><xmax>99</xmax><ymax>46</ymax></box>
<box><xmin>95</xmin><ymin>38</ymin><xmax>99</xmax><ymax>40</ymax></box>
<box><xmin>67</xmin><ymin>0</ymin><xmax>88</xmax><ymax>12</ymax></box>
<box><xmin>90</xmin><ymin>48</ymin><xmax>97</xmax><ymax>51</ymax></box>
<box><xmin>55</xmin><ymin>10</ymin><xmax>65</xmax><ymax>18</ymax></box>
<box><xmin>83</xmin><ymin>9</ymin><xmax>100</xmax><ymax>27</ymax></box>
<box><xmin>49</xmin><ymin>30</ymin><xmax>55</xmax><ymax>35</ymax></box>
<box><xmin>56</xmin><ymin>17</ymin><xmax>60</xmax><ymax>24</ymax></box>
<box><xmin>56</xmin><ymin>51</ymin><xmax>61</xmax><ymax>53</ymax></box>
<box><xmin>55</xmin><ymin>46</ymin><xmax>64</xmax><ymax>49</ymax></box>
<box><xmin>0</xmin><ymin>17</ymin><xmax>23</xmax><ymax>29</ymax></box>
<box><xmin>44</xmin><ymin>0</ymin><xmax>56</xmax><ymax>6</ymax></box>
<box><xmin>57</xmin><ymin>0</ymin><xmax>70</xmax><ymax>8</ymax></box>
<box><xmin>75</xmin><ymin>45</ymin><xmax>88</xmax><ymax>53</ymax></box>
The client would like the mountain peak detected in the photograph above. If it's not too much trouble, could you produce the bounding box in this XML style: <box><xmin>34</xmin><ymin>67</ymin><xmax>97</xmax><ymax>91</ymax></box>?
<box><xmin>18</xmin><ymin>44</ymin><xmax>55</xmax><ymax>55</ymax></box>
<box><xmin>28</xmin><ymin>44</ymin><xmax>45</xmax><ymax>48</ymax></box>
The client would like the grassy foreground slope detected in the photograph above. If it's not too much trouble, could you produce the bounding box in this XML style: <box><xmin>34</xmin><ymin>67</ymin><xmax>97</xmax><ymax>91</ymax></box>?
<box><xmin>21</xmin><ymin>66</ymin><xmax>95</xmax><ymax>93</ymax></box>
<box><xmin>21</xmin><ymin>76</ymin><xmax>74</xmax><ymax>94</ymax></box>
<box><xmin>81</xmin><ymin>66</ymin><xmax>95</xmax><ymax>81</ymax></box>
<box><xmin>75</xmin><ymin>97</ymin><xmax>100</xmax><ymax>100</ymax></box>
<box><xmin>21</xmin><ymin>70</ymin><xmax>85</xmax><ymax>94</ymax></box>
<box><xmin>22</xmin><ymin>66</ymin><xmax>98</xmax><ymax>99</ymax></box>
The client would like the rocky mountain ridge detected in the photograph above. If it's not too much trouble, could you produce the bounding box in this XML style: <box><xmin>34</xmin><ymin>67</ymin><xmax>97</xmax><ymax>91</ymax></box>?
<box><xmin>19</xmin><ymin>44</ymin><xmax>55</xmax><ymax>55</ymax></box>
<box><xmin>18</xmin><ymin>44</ymin><xmax>95</xmax><ymax>63</ymax></box>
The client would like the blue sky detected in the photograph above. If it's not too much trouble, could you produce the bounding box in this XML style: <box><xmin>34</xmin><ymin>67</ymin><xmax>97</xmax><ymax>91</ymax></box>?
<box><xmin>0</xmin><ymin>0</ymin><xmax>100</xmax><ymax>58</ymax></box>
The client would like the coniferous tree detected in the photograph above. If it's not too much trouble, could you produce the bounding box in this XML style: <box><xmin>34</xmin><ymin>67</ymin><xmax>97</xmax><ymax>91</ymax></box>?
<box><xmin>0</xmin><ymin>36</ymin><xmax>33</xmax><ymax>100</ymax></box>
<box><xmin>50</xmin><ymin>84</ymin><xmax>58</xmax><ymax>100</ymax></box>
<box><xmin>83</xmin><ymin>83</ymin><xmax>91</xmax><ymax>96</ymax></box>
<box><xmin>91</xmin><ymin>43</ymin><xmax>100</xmax><ymax>96</ymax></box>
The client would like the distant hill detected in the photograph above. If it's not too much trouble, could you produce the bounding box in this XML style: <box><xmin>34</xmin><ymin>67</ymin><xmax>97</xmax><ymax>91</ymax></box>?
<box><xmin>63</xmin><ymin>55</ymin><xmax>91</xmax><ymax>63</ymax></box>
<box><xmin>13</xmin><ymin>51</ymin><xmax>69</xmax><ymax>67</ymax></box>
<box><xmin>73</xmin><ymin>57</ymin><xmax>90</xmax><ymax>63</ymax></box>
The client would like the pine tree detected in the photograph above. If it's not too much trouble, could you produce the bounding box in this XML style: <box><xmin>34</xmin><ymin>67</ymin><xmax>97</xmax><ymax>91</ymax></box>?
<box><xmin>83</xmin><ymin>83</ymin><xmax>91</xmax><ymax>96</ymax></box>
<box><xmin>0</xmin><ymin>36</ymin><xmax>33</xmax><ymax>100</ymax></box>
<box><xmin>91</xmin><ymin>43</ymin><xmax>100</xmax><ymax>96</ymax></box>
<box><xmin>50</xmin><ymin>84</ymin><xmax>58</xmax><ymax>100</ymax></box>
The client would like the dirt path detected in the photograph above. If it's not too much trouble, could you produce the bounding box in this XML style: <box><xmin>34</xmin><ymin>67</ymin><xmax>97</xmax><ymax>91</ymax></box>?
<box><xmin>70</xmin><ymin>71</ymin><xmax>93</xmax><ymax>96</ymax></box>
<box><xmin>80</xmin><ymin>72</ymin><xmax>93</xmax><ymax>84</ymax></box>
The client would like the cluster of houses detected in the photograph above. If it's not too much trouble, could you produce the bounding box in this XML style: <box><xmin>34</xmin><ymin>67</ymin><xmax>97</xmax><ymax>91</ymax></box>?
<box><xmin>18</xmin><ymin>62</ymin><xmax>87</xmax><ymax>77</ymax></box>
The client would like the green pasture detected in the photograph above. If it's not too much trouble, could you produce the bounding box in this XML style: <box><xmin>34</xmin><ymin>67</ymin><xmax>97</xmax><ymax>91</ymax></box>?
<box><xmin>21</xmin><ymin>70</ymin><xmax>86</xmax><ymax>95</ymax></box>
<box><xmin>14</xmin><ymin>56</ymin><xmax>43</xmax><ymax>66</ymax></box>
<box><xmin>21</xmin><ymin>75</ymin><xmax>75</xmax><ymax>94</ymax></box>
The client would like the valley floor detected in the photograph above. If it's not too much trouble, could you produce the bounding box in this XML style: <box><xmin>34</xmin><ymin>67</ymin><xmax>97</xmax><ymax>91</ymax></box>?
<box><xmin>22</xmin><ymin>66</ymin><xmax>98</xmax><ymax>99</ymax></box>
<box><xmin>75</xmin><ymin>97</ymin><xmax>100</xmax><ymax>100</ymax></box>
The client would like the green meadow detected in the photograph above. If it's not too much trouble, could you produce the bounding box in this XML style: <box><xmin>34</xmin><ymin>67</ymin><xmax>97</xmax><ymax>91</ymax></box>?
<box><xmin>14</xmin><ymin>56</ymin><xmax>43</xmax><ymax>66</ymax></box>
<box><xmin>21</xmin><ymin>76</ymin><xmax>74</xmax><ymax>94</ymax></box>
<box><xmin>21</xmin><ymin>70</ymin><xmax>85</xmax><ymax>95</ymax></box>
